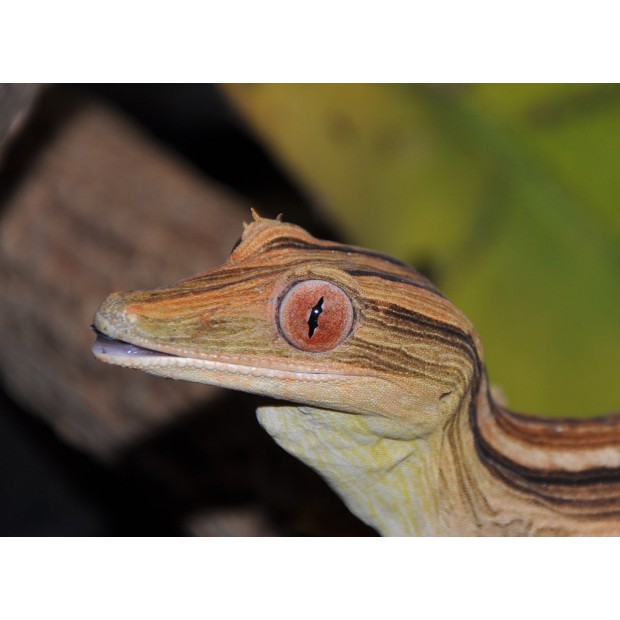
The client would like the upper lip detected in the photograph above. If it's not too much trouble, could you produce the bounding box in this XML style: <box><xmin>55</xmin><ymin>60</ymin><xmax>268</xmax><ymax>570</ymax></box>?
<box><xmin>91</xmin><ymin>324</ymin><xmax>179</xmax><ymax>357</ymax></box>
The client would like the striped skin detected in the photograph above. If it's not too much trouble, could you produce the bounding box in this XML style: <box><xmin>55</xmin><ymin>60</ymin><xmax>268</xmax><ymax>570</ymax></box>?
<box><xmin>93</xmin><ymin>214</ymin><xmax>620</xmax><ymax>535</ymax></box>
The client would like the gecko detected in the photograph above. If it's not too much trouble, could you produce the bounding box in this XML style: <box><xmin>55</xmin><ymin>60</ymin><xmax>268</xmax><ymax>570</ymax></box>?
<box><xmin>92</xmin><ymin>211</ymin><xmax>620</xmax><ymax>535</ymax></box>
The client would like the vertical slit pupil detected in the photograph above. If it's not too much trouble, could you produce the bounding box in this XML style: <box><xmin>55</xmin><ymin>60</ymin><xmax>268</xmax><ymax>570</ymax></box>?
<box><xmin>307</xmin><ymin>297</ymin><xmax>324</xmax><ymax>338</ymax></box>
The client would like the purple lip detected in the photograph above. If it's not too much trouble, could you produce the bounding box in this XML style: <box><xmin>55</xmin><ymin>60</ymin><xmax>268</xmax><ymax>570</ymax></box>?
<box><xmin>91</xmin><ymin>327</ymin><xmax>176</xmax><ymax>358</ymax></box>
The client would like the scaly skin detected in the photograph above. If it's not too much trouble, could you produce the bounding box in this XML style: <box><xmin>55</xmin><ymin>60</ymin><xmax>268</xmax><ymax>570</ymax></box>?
<box><xmin>92</xmin><ymin>213</ymin><xmax>620</xmax><ymax>535</ymax></box>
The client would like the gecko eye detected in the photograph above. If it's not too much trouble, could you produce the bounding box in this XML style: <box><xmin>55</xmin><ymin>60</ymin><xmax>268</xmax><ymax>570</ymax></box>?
<box><xmin>278</xmin><ymin>280</ymin><xmax>354</xmax><ymax>352</ymax></box>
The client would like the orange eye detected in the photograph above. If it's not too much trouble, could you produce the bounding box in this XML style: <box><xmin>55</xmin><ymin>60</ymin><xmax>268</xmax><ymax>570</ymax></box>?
<box><xmin>278</xmin><ymin>280</ymin><xmax>355</xmax><ymax>352</ymax></box>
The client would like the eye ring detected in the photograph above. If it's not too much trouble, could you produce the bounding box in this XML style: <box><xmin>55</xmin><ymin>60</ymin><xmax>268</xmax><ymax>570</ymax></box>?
<box><xmin>278</xmin><ymin>280</ymin><xmax>355</xmax><ymax>352</ymax></box>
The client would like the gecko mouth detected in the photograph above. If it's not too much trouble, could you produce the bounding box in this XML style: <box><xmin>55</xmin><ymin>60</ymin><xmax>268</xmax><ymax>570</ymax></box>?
<box><xmin>91</xmin><ymin>326</ymin><xmax>178</xmax><ymax>358</ymax></box>
<box><xmin>90</xmin><ymin>323</ymin><xmax>361</xmax><ymax>381</ymax></box>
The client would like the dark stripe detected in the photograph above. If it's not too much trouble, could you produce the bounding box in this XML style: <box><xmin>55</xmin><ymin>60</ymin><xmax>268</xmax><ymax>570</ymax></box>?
<box><xmin>382</xmin><ymin>303</ymin><xmax>471</xmax><ymax>342</ymax></box>
<box><xmin>377</xmin><ymin>302</ymin><xmax>481</xmax><ymax>367</ymax></box>
<box><xmin>345</xmin><ymin>340</ymin><xmax>429</xmax><ymax>378</ymax></box>
<box><xmin>470</xmin><ymin>391</ymin><xmax>620</xmax><ymax>509</ymax></box>
<box><xmin>493</xmin><ymin>407</ymin><xmax>620</xmax><ymax>449</ymax></box>
<box><xmin>144</xmin><ymin>269</ymin><xmax>282</xmax><ymax>301</ymax></box>
<box><xmin>345</xmin><ymin>337</ymin><xmax>458</xmax><ymax>385</ymax></box>
<box><xmin>477</xmin><ymin>432</ymin><xmax>620</xmax><ymax>485</ymax></box>
<box><xmin>345</xmin><ymin>268</ymin><xmax>445</xmax><ymax>297</ymax></box>
<box><xmin>264</xmin><ymin>237</ymin><xmax>413</xmax><ymax>268</ymax></box>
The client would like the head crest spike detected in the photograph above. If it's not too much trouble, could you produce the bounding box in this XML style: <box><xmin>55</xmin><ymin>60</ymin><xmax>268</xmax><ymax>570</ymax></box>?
<box><xmin>276</xmin><ymin>213</ymin><xmax>284</xmax><ymax>222</ymax></box>
<box><xmin>250</xmin><ymin>208</ymin><xmax>262</xmax><ymax>222</ymax></box>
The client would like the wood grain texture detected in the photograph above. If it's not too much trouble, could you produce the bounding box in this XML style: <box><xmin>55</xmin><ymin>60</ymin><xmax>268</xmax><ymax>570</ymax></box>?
<box><xmin>0</xmin><ymin>92</ymin><xmax>247</xmax><ymax>456</ymax></box>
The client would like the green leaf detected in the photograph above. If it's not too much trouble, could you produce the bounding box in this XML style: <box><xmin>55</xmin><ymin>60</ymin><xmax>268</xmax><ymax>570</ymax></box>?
<box><xmin>223</xmin><ymin>84</ymin><xmax>620</xmax><ymax>417</ymax></box>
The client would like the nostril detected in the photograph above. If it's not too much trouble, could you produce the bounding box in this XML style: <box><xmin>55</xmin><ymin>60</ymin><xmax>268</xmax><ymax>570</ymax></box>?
<box><xmin>93</xmin><ymin>290</ymin><xmax>133</xmax><ymax>337</ymax></box>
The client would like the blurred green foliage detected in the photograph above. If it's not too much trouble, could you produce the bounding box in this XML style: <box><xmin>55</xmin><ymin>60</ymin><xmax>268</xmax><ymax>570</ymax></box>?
<box><xmin>223</xmin><ymin>84</ymin><xmax>620</xmax><ymax>417</ymax></box>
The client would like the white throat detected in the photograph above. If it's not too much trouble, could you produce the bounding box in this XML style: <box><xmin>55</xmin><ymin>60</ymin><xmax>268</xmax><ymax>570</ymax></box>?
<box><xmin>256</xmin><ymin>404</ymin><xmax>443</xmax><ymax>536</ymax></box>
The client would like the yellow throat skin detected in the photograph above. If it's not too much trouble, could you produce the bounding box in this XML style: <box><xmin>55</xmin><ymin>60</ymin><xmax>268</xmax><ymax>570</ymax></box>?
<box><xmin>93</xmin><ymin>213</ymin><xmax>620</xmax><ymax>536</ymax></box>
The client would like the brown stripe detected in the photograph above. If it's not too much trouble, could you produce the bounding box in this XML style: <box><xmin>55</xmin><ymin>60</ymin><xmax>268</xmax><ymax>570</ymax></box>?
<box><xmin>471</xmin><ymin>390</ymin><xmax>620</xmax><ymax>513</ymax></box>
<box><xmin>263</xmin><ymin>236</ymin><xmax>414</xmax><ymax>268</ymax></box>
<box><xmin>493</xmin><ymin>406</ymin><xmax>620</xmax><ymax>449</ymax></box>
<box><xmin>377</xmin><ymin>302</ymin><xmax>481</xmax><ymax>368</ymax></box>
<box><xmin>345</xmin><ymin>268</ymin><xmax>445</xmax><ymax>297</ymax></box>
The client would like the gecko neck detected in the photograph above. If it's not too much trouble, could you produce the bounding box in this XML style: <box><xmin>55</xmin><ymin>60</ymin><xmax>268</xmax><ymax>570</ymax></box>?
<box><xmin>445</xmin><ymin>374</ymin><xmax>620</xmax><ymax>535</ymax></box>
<box><xmin>257</xmin><ymin>404</ymin><xmax>449</xmax><ymax>536</ymax></box>
<box><xmin>258</xmin><ymin>373</ymin><xmax>620</xmax><ymax>535</ymax></box>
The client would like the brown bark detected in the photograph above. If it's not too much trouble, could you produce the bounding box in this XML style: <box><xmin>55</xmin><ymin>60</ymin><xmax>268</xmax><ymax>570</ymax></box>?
<box><xmin>0</xmin><ymin>91</ymin><xmax>248</xmax><ymax>457</ymax></box>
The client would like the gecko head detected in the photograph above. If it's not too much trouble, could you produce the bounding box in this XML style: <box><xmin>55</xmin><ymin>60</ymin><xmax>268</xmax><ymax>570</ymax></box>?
<box><xmin>93</xmin><ymin>214</ymin><xmax>483</xmax><ymax>438</ymax></box>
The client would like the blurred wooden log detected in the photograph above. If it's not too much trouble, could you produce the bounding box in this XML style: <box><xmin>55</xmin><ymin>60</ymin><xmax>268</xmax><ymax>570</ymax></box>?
<box><xmin>0</xmin><ymin>91</ymin><xmax>250</xmax><ymax>458</ymax></box>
